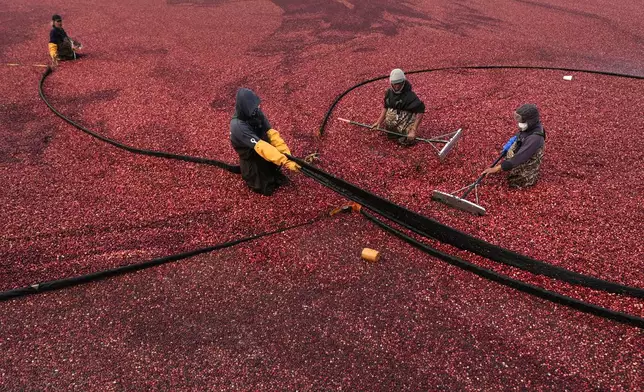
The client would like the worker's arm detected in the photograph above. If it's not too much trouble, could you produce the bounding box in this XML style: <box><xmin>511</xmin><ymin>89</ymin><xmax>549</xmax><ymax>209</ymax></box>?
<box><xmin>266</xmin><ymin>129</ymin><xmax>291</xmax><ymax>155</ymax></box>
<box><xmin>254</xmin><ymin>140</ymin><xmax>299</xmax><ymax>171</ymax></box>
<box><xmin>407</xmin><ymin>112</ymin><xmax>424</xmax><ymax>140</ymax></box>
<box><xmin>501</xmin><ymin>135</ymin><xmax>544</xmax><ymax>171</ymax></box>
<box><xmin>371</xmin><ymin>108</ymin><xmax>387</xmax><ymax>129</ymax></box>
<box><xmin>48</xmin><ymin>43</ymin><xmax>59</xmax><ymax>66</ymax></box>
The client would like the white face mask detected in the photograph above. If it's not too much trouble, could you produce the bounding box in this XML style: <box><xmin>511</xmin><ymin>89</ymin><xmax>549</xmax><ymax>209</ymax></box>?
<box><xmin>518</xmin><ymin>122</ymin><xmax>528</xmax><ymax>131</ymax></box>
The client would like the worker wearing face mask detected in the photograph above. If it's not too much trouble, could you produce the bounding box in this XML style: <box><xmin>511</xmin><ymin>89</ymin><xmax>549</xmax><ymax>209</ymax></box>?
<box><xmin>371</xmin><ymin>68</ymin><xmax>426</xmax><ymax>146</ymax></box>
<box><xmin>482</xmin><ymin>104</ymin><xmax>546</xmax><ymax>188</ymax></box>
<box><xmin>229</xmin><ymin>88</ymin><xmax>300</xmax><ymax>196</ymax></box>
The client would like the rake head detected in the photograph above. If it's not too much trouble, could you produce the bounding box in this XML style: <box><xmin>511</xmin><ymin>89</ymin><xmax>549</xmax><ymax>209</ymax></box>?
<box><xmin>437</xmin><ymin>128</ymin><xmax>463</xmax><ymax>161</ymax></box>
<box><xmin>431</xmin><ymin>190</ymin><xmax>486</xmax><ymax>216</ymax></box>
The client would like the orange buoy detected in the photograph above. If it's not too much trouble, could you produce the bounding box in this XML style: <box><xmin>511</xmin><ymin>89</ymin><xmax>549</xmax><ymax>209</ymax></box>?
<box><xmin>361</xmin><ymin>248</ymin><xmax>380</xmax><ymax>262</ymax></box>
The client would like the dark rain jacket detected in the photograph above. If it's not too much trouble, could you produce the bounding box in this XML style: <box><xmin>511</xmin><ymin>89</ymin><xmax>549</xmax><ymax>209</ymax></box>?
<box><xmin>230</xmin><ymin>88</ymin><xmax>285</xmax><ymax>195</ymax></box>
<box><xmin>383</xmin><ymin>82</ymin><xmax>426</xmax><ymax>113</ymax></box>
<box><xmin>501</xmin><ymin>104</ymin><xmax>546</xmax><ymax>171</ymax></box>
<box><xmin>49</xmin><ymin>27</ymin><xmax>68</xmax><ymax>45</ymax></box>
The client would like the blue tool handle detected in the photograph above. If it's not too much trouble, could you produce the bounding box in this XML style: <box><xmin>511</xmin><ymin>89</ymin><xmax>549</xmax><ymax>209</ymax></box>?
<box><xmin>502</xmin><ymin>135</ymin><xmax>518</xmax><ymax>154</ymax></box>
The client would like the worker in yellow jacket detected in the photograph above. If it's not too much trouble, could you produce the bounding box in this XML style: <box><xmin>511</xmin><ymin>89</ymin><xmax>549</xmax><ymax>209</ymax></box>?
<box><xmin>229</xmin><ymin>88</ymin><xmax>299</xmax><ymax>195</ymax></box>
<box><xmin>48</xmin><ymin>14</ymin><xmax>81</xmax><ymax>66</ymax></box>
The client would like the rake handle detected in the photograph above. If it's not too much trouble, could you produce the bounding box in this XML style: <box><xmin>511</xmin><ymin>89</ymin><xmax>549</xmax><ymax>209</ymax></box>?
<box><xmin>461</xmin><ymin>153</ymin><xmax>505</xmax><ymax>199</ymax></box>
<box><xmin>340</xmin><ymin>119</ymin><xmax>441</xmax><ymax>143</ymax></box>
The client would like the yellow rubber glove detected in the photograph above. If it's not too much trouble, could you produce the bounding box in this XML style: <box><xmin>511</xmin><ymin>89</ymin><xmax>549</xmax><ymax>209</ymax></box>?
<box><xmin>283</xmin><ymin>160</ymin><xmax>300</xmax><ymax>172</ymax></box>
<box><xmin>253</xmin><ymin>140</ymin><xmax>300</xmax><ymax>172</ymax></box>
<box><xmin>48</xmin><ymin>43</ymin><xmax>58</xmax><ymax>60</ymax></box>
<box><xmin>266</xmin><ymin>129</ymin><xmax>291</xmax><ymax>155</ymax></box>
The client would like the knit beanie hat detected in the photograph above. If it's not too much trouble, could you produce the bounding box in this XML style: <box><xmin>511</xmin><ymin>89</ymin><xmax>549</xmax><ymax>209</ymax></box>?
<box><xmin>389</xmin><ymin>68</ymin><xmax>406</xmax><ymax>84</ymax></box>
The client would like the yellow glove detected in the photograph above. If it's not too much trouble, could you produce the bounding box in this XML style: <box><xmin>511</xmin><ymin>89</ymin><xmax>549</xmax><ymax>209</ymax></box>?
<box><xmin>266</xmin><ymin>129</ymin><xmax>291</xmax><ymax>155</ymax></box>
<box><xmin>283</xmin><ymin>161</ymin><xmax>300</xmax><ymax>172</ymax></box>
<box><xmin>254</xmin><ymin>140</ymin><xmax>300</xmax><ymax>171</ymax></box>
<box><xmin>254</xmin><ymin>139</ymin><xmax>288</xmax><ymax>165</ymax></box>
<box><xmin>48</xmin><ymin>43</ymin><xmax>58</xmax><ymax>60</ymax></box>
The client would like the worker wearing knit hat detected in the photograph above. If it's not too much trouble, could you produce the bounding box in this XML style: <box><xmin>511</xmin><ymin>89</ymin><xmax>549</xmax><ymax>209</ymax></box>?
<box><xmin>372</xmin><ymin>68</ymin><xmax>426</xmax><ymax>146</ymax></box>
<box><xmin>389</xmin><ymin>68</ymin><xmax>406</xmax><ymax>87</ymax></box>
<box><xmin>48</xmin><ymin>13</ymin><xmax>82</xmax><ymax>66</ymax></box>
<box><xmin>482</xmin><ymin>104</ymin><xmax>546</xmax><ymax>188</ymax></box>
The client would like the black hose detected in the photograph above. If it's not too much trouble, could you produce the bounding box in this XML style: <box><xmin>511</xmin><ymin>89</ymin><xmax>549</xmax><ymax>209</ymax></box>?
<box><xmin>39</xmin><ymin>67</ymin><xmax>241</xmax><ymax>173</ymax></box>
<box><xmin>319</xmin><ymin>65</ymin><xmax>643</xmax><ymax>135</ymax></box>
<box><xmin>359</xmin><ymin>209</ymin><xmax>644</xmax><ymax>329</ymax></box>
<box><xmin>293</xmin><ymin>158</ymin><xmax>644</xmax><ymax>298</ymax></box>
<box><xmin>0</xmin><ymin>216</ymin><xmax>323</xmax><ymax>301</ymax></box>
<box><xmin>313</xmin><ymin>65</ymin><xmax>644</xmax><ymax>298</ymax></box>
<box><xmin>37</xmin><ymin>65</ymin><xmax>644</xmax><ymax>326</ymax></box>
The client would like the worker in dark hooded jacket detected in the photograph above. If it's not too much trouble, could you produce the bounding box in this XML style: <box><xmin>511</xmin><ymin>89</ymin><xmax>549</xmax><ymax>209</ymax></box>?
<box><xmin>48</xmin><ymin>14</ymin><xmax>82</xmax><ymax>66</ymax></box>
<box><xmin>371</xmin><ymin>68</ymin><xmax>425</xmax><ymax>146</ymax></box>
<box><xmin>482</xmin><ymin>104</ymin><xmax>546</xmax><ymax>188</ymax></box>
<box><xmin>230</xmin><ymin>88</ymin><xmax>300</xmax><ymax>195</ymax></box>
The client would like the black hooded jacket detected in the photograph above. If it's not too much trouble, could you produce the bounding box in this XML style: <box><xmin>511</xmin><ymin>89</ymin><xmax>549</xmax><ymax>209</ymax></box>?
<box><xmin>383</xmin><ymin>82</ymin><xmax>425</xmax><ymax>113</ymax></box>
<box><xmin>501</xmin><ymin>104</ymin><xmax>546</xmax><ymax>171</ymax></box>
<box><xmin>229</xmin><ymin>88</ymin><xmax>285</xmax><ymax>195</ymax></box>
<box><xmin>230</xmin><ymin>88</ymin><xmax>272</xmax><ymax>159</ymax></box>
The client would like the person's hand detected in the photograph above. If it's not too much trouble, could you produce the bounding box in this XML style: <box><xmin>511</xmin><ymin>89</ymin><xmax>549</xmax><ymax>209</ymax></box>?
<box><xmin>283</xmin><ymin>161</ymin><xmax>300</xmax><ymax>172</ymax></box>
<box><xmin>482</xmin><ymin>165</ymin><xmax>501</xmax><ymax>176</ymax></box>
<box><xmin>50</xmin><ymin>57</ymin><xmax>59</xmax><ymax>68</ymax></box>
<box><xmin>406</xmin><ymin>127</ymin><xmax>417</xmax><ymax>141</ymax></box>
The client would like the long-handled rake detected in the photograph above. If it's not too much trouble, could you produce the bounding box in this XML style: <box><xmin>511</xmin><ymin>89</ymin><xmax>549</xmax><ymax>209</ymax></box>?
<box><xmin>432</xmin><ymin>135</ymin><xmax>517</xmax><ymax>216</ymax></box>
<box><xmin>431</xmin><ymin>153</ymin><xmax>504</xmax><ymax>216</ymax></box>
<box><xmin>338</xmin><ymin>118</ymin><xmax>462</xmax><ymax>161</ymax></box>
